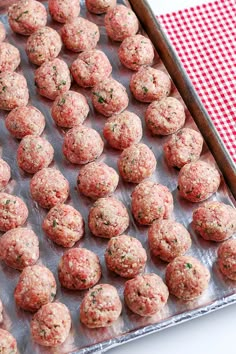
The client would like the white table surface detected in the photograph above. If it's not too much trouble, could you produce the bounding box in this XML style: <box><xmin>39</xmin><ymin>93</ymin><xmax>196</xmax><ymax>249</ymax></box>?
<box><xmin>110</xmin><ymin>1</ymin><xmax>236</xmax><ymax>353</ymax></box>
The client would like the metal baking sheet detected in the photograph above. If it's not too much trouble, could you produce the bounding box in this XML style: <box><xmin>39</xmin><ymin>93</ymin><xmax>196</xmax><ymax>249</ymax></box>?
<box><xmin>0</xmin><ymin>0</ymin><xmax>235</xmax><ymax>353</ymax></box>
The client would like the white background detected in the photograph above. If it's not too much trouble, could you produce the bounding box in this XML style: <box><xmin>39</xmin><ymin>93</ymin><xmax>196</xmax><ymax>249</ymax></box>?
<box><xmin>110</xmin><ymin>1</ymin><xmax>236</xmax><ymax>353</ymax></box>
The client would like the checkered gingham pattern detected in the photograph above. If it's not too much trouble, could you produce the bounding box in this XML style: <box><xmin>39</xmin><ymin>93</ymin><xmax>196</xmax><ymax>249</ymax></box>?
<box><xmin>159</xmin><ymin>0</ymin><xmax>236</xmax><ymax>163</ymax></box>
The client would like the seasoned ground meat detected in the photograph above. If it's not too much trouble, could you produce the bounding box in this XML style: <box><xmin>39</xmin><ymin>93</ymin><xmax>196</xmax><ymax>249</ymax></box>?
<box><xmin>0</xmin><ymin>159</ymin><xmax>11</xmax><ymax>191</ymax></box>
<box><xmin>0</xmin><ymin>329</ymin><xmax>17</xmax><ymax>354</ymax></box>
<box><xmin>118</xmin><ymin>143</ymin><xmax>156</xmax><ymax>183</ymax></box>
<box><xmin>178</xmin><ymin>160</ymin><xmax>221</xmax><ymax>202</ymax></box>
<box><xmin>31</xmin><ymin>302</ymin><xmax>71</xmax><ymax>347</ymax></box>
<box><xmin>0</xmin><ymin>22</ymin><xmax>6</xmax><ymax>42</ymax></box>
<box><xmin>0</xmin><ymin>72</ymin><xmax>29</xmax><ymax>110</ymax></box>
<box><xmin>51</xmin><ymin>90</ymin><xmax>89</xmax><ymax>128</ymax></box>
<box><xmin>0</xmin><ymin>227</ymin><xmax>39</xmax><ymax>270</ymax></box>
<box><xmin>217</xmin><ymin>239</ymin><xmax>236</xmax><ymax>281</ymax></box>
<box><xmin>124</xmin><ymin>273</ymin><xmax>169</xmax><ymax>316</ymax></box>
<box><xmin>43</xmin><ymin>204</ymin><xmax>84</xmax><ymax>247</ymax></box>
<box><xmin>71</xmin><ymin>50</ymin><xmax>112</xmax><ymax>88</ymax></box>
<box><xmin>80</xmin><ymin>284</ymin><xmax>122</xmax><ymax>328</ymax></box>
<box><xmin>14</xmin><ymin>264</ymin><xmax>57</xmax><ymax>312</ymax></box>
<box><xmin>0</xmin><ymin>193</ymin><xmax>28</xmax><ymax>231</ymax></box>
<box><xmin>58</xmin><ymin>248</ymin><xmax>101</xmax><ymax>290</ymax></box>
<box><xmin>103</xmin><ymin>110</ymin><xmax>142</xmax><ymax>150</ymax></box>
<box><xmin>165</xmin><ymin>256</ymin><xmax>210</xmax><ymax>300</ymax></box>
<box><xmin>48</xmin><ymin>0</ymin><xmax>80</xmax><ymax>23</ymax></box>
<box><xmin>86</xmin><ymin>0</ymin><xmax>116</xmax><ymax>14</ymax></box>
<box><xmin>105</xmin><ymin>235</ymin><xmax>147</xmax><ymax>278</ymax></box>
<box><xmin>0</xmin><ymin>42</ymin><xmax>20</xmax><ymax>73</ymax></box>
<box><xmin>88</xmin><ymin>197</ymin><xmax>129</xmax><ymax>238</ymax></box>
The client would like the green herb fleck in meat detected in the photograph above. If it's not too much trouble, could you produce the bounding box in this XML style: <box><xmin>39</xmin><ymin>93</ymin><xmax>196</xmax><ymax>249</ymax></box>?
<box><xmin>5</xmin><ymin>199</ymin><xmax>10</xmax><ymax>205</ymax></box>
<box><xmin>142</xmin><ymin>86</ymin><xmax>148</xmax><ymax>93</ymax></box>
<box><xmin>15</xmin><ymin>10</ymin><xmax>29</xmax><ymax>22</ymax></box>
<box><xmin>186</xmin><ymin>263</ymin><xmax>193</xmax><ymax>269</ymax></box>
<box><xmin>53</xmin><ymin>220</ymin><xmax>57</xmax><ymax>227</ymax></box>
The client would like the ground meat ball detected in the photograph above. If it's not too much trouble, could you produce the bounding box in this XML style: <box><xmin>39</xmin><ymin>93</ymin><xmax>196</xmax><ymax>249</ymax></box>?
<box><xmin>0</xmin><ymin>299</ymin><xmax>3</xmax><ymax>322</ymax></box>
<box><xmin>0</xmin><ymin>159</ymin><xmax>11</xmax><ymax>191</ymax></box>
<box><xmin>118</xmin><ymin>143</ymin><xmax>156</xmax><ymax>183</ymax></box>
<box><xmin>26</xmin><ymin>26</ymin><xmax>62</xmax><ymax>66</ymax></box>
<box><xmin>51</xmin><ymin>91</ymin><xmax>89</xmax><ymax>128</ymax></box>
<box><xmin>63</xmin><ymin>126</ymin><xmax>104</xmax><ymax>165</ymax></box>
<box><xmin>148</xmin><ymin>220</ymin><xmax>192</xmax><ymax>262</ymax></box>
<box><xmin>35</xmin><ymin>58</ymin><xmax>71</xmax><ymax>100</ymax></box>
<box><xmin>30</xmin><ymin>168</ymin><xmax>69</xmax><ymax>209</ymax></box>
<box><xmin>165</xmin><ymin>256</ymin><xmax>210</xmax><ymax>300</ymax></box>
<box><xmin>130</xmin><ymin>67</ymin><xmax>171</xmax><ymax>103</ymax></box>
<box><xmin>0</xmin><ymin>193</ymin><xmax>28</xmax><ymax>231</ymax></box>
<box><xmin>131</xmin><ymin>181</ymin><xmax>173</xmax><ymax>225</ymax></box>
<box><xmin>8</xmin><ymin>0</ymin><xmax>47</xmax><ymax>36</ymax></box>
<box><xmin>0</xmin><ymin>227</ymin><xmax>39</xmax><ymax>270</ymax></box>
<box><xmin>88</xmin><ymin>197</ymin><xmax>129</xmax><ymax>238</ymax></box>
<box><xmin>42</xmin><ymin>204</ymin><xmax>84</xmax><ymax>247</ymax></box>
<box><xmin>17</xmin><ymin>135</ymin><xmax>54</xmax><ymax>174</ymax></box>
<box><xmin>78</xmin><ymin>162</ymin><xmax>119</xmax><ymax>199</ymax></box>
<box><xmin>92</xmin><ymin>78</ymin><xmax>129</xmax><ymax>117</ymax></box>
<box><xmin>86</xmin><ymin>0</ymin><xmax>116</xmax><ymax>14</ymax></box>
<box><xmin>218</xmin><ymin>239</ymin><xmax>236</xmax><ymax>281</ymax></box>
<box><xmin>58</xmin><ymin>248</ymin><xmax>101</xmax><ymax>290</ymax></box>
<box><xmin>124</xmin><ymin>273</ymin><xmax>169</xmax><ymax>316</ymax></box>
<box><xmin>192</xmin><ymin>201</ymin><xmax>236</xmax><ymax>242</ymax></box>
<box><xmin>80</xmin><ymin>284</ymin><xmax>122</xmax><ymax>328</ymax></box>
<box><xmin>0</xmin><ymin>22</ymin><xmax>6</xmax><ymax>42</ymax></box>
<box><xmin>105</xmin><ymin>5</ymin><xmax>139</xmax><ymax>42</ymax></box>
<box><xmin>178</xmin><ymin>160</ymin><xmax>221</xmax><ymax>202</ymax></box>
<box><xmin>71</xmin><ymin>50</ymin><xmax>112</xmax><ymax>88</ymax></box>
<box><xmin>105</xmin><ymin>235</ymin><xmax>147</xmax><ymax>278</ymax></box>
<box><xmin>145</xmin><ymin>97</ymin><xmax>185</xmax><ymax>136</ymax></box>
<box><xmin>0</xmin><ymin>329</ymin><xmax>17</xmax><ymax>354</ymax></box>
<box><xmin>61</xmin><ymin>18</ymin><xmax>99</xmax><ymax>53</ymax></box>
<box><xmin>164</xmin><ymin>128</ymin><xmax>203</xmax><ymax>168</ymax></box>
<box><xmin>118</xmin><ymin>34</ymin><xmax>154</xmax><ymax>71</ymax></box>
<box><xmin>49</xmin><ymin>0</ymin><xmax>80</xmax><ymax>23</ymax></box>
<box><xmin>31</xmin><ymin>302</ymin><xmax>71</xmax><ymax>347</ymax></box>
<box><xmin>0</xmin><ymin>72</ymin><xmax>29</xmax><ymax>110</ymax></box>
<box><xmin>5</xmin><ymin>105</ymin><xmax>45</xmax><ymax>139</ymax></box>
<box><xmin>103</xmin><ymin>110</ymin><xmax>142</xmax><ymax>150</ymax></box>
<box><xmin>0</xmin><ymin>43</ymin><xmax>20</xmax><ymax>73</ymax></box>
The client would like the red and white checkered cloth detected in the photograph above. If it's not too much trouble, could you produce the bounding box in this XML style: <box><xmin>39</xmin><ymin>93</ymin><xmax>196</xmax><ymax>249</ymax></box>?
<box><xmin>159</xmin><ymin>0</ymin><xmax>236</xmax><ymax>163</ymax></box>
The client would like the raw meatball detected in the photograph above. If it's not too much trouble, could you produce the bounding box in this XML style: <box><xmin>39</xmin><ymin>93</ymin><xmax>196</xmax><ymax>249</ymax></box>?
<box><xmin>0</xmin><ymin>329</ymin><xmax>17</xmax><ymax>354</ymax></box>
<box><xmin>8</xmin><ymin>0</ymin><xmax>47</xmax><ymax>36</ymax></box>
<box><xmin>165</xmin><ymin>256</ymin><xmax>210</xmax><ymax>300</ymax></box>
<box><xmin>0</xmin><ymin>43</ymin><xmax>20</xmax><ymax>73</ymax></box>
<box><xmin>42</xmin><ymin>204</ymin><xmax>84</xmax><ymax>247</ymax></box>
<box><xmin>88</xmin><ymin>197</ymin><xmax>129</xmax><ymax>238</ymax></box>
<box><xmin>0</xmin><ymin>22</ymin><xmax>6</xmax><ymax>42</ymax></box>
<box><xmin>118</xmin><ymin>34</ymin><xmax>154</xmax><ymax>71</ymax></box>
<box><xmin>58</xmin><ymin>248</ymin><xmax>101</xmax><ymax>290</ymax></box>
<box><xmin>77</xmin><ymin>162</ymin><xmax>119</xmax><ymax>199</ymax></box>
<box><xmin>51</xmin><ymin>91</ymin><xmax>89</xmax><ymax>128</ymax></box>
<box><xmin>5</xmin><ymin>105</ymin><xmax>45</xmax><ymax>139</ymax></box>
<box><xmin>218</xmin><ymin>239</ymin><xmax>236</xmax><ymax>281</ymax></box>
<box><xmin>118</xmin><ymin>143</ymin><xmax>156</xmax><ymax>183</ymax></box>
<box><xmin>0</xmin><ymin>72</ymin><xmax>29</xmax><ymax>110</ymax></box>
<box><xmin>35</xmin><ymin>58</ymin><xmax>71</xmax><ymax>100</ymax></box>
<box><xmin>80</xmin><ymin>284</ymin><xmax>122</xmax><ymax>328</ymax></box>
<box><xmin>17</xmin><ymin>135</ymin><xmax>54</xmax><ymax>174</ymax></box>
<box><xmin>164</xmin><ymin>128</ymin><xmax>203</xmax><ymax>168</ymax></box>
<box><xmin>105</xmin><ymin>5</ymin><xmax>139</xmax><ymax>42</ymax></box>
<box><xmin>105</xmin><ymin>235</ymin><xmax>147</xmax><ymax>278</ymax></box>
<box><xmin>0</xmin><ymin>193</ymin><xmax>28</xmax><ymax>231</ymax></box>
<box><xmin>31</xmin><ymin>302</ymin><xmax>71</xmax><ymax>347</ymax></box>
<box><xmin>63</xmin><ymin>126</ymin><xmax>104</xmax><ymax>165</ymax></box>
<box><xmin>103</xmin><ymin>110</ymin><xmax>142</xmax><ymax>150</ymax></box>
<box><xmin>0</xmin><ymin>159</ymin><xmax>11</xmax><ymax>191</ymax></box>
<box><xmin>148</xmin><ymin>220</ymin><xmax>191</xmax><ymax>262</ymax></box>
<box><xmin>61</xmin><ymin>18</ymin><xmax>99</xmax><ymax>52</ymax></box>
<box><xmin>14</xmin><ymin>264</ymin><xmax>56</xmax><ymax>312</ymax></box>
<box><xmin>124</xmin><ymin>273</ymin><xmax>169</xmax><ymax>316</ymax></box>
<box><xmin>49</xmin><ymin>0</ymin><xmax>80</xmax><ymax>23</ymax></box>
<box><xmin>26</xmin><ymin>26</ymin><xmax>62</xmax><ymax>66</ymax></box>
<box><xmin>130</xmin><ymin>67</ymin><xmax>171</xmax><ymax>103</ymax></box>
<box><xmin>131</xmin><ymin>181</ymin><xmax>173</xmax><ymax>225</ymax></box>
<box><xmin>86</xmin><ymin>0</ymin><xmax>116</xmax><ymax>14</ymax></box>
<box><xmin>30</xmin><ymin>168</ymin><xmax>69</xmax><ymax>209</ymax></box>
<box><xmin>92</xmin><ymin>78</ymin><xmax>129</xmax><ymax>117</ymax></box>
<box><xmin>71</xmin><ymin>50</ymin><xmax>112</xmax><ymax>88</ymax></box>
<box><xmin>192</xmin><ymin>201</ymin><xmax>236</xmax><ymax>242</ymax></box>
<box><xmin>145</xmin><ymin>97</ymin><xmax>185</xmax><ymax>135</ymax></box>
<box><xmin>0</xmin><ymin>227</ymin><xmax>39</xmax><ymax>270</ymax></box>
<box><xmin>178</xmin><ymin>160</ymin><xmax>221</xmax><ymax>202</ymax></box>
